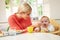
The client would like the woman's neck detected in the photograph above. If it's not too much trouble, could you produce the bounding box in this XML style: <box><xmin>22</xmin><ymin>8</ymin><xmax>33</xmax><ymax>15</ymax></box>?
<box><xmin>15</xmin><ymin>13</ymin><xmax>22</xmax><ymax>18</ymax></box>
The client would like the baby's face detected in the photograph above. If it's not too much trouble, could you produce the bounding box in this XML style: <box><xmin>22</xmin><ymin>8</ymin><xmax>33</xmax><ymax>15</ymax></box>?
<box><xmin>41</xmin><ymin>17</ymin><xmax>50</xmax><ymax>27</ymax></box>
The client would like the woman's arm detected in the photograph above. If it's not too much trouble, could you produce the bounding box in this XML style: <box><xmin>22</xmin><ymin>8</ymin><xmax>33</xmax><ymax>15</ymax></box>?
<box><xmin>8</xmin><ymin>17</ymin><xmax>21</xmax><ymax>30</ymax></box>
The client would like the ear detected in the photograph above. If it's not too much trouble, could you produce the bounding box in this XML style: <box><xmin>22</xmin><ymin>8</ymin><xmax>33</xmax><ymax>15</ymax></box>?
<box><xmin>49</xmin><ymin>21</ymin><xmax>50</xmax><ymax>23</ymax></box>
<box><xmin>49</xmin><ymin>22</ymin><xmax>50</xmax><ymax>23</ymax></box>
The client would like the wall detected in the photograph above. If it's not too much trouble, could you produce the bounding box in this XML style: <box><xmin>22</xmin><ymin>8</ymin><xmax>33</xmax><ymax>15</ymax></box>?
<box><xmin>43</xmin><ymin>0</ymin><xmax>60</xmax><ymax>24</ymax></box>
<box><xmin>49</xmin><ymin>0</ymin><xmax>60</xmax><ymax>19</ymax></box>
<box><xmin>0</xmin><ymin>0</ymin><xmax>8</xmax><ymax>31</ymax></box>
<box><xmin>0</xmin><ymin>0</ymin><xmax>7</xmax><ymax>22</ymax></box>
<box><xmin>49</xmin><ymin>0</ymin><xmax>60</xmax><ymax>24</ymax></box>
<box><xmin>0</xmin><ymin>0</ymin><xmax>60</xmax><ymax>24</ymax></box>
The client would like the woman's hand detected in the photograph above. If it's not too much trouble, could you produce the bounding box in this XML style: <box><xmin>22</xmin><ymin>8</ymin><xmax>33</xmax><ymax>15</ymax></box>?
<box><xmin>16</xmin><ymin>29</ymin><xmax>27</xmax><ymax>33</ymax></box>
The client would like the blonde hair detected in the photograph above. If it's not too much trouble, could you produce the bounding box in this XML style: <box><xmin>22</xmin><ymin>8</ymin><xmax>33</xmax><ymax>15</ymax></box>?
<box><xmin>40</xmin><ymin>16</ymin><xmax>50</xmax><ymax>23</ymax></box>
<box><xmin>18</xmin><ymin>2</ymin><xmax>32</xmax><ymax>13</ymax></box>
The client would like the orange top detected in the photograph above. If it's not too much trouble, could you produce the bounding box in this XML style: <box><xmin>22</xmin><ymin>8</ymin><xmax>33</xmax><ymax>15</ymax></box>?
<box><xmin>8</xmin><ymin>14</ymin><xmax>32</xmax><ymax>30</ymax></box>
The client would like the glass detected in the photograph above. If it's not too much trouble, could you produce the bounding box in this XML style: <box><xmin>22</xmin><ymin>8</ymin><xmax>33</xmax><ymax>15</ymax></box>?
<box><xmin>8</xmin><ymin>27</ymin><xmax>16</xmax><ymax>36</ymax></box>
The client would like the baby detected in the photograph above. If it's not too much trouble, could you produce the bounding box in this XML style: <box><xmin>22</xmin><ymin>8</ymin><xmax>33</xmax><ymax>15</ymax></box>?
<box><xmin>40</xmin><ymin>16</ymin><xmax>55</xmax><ymax>32</ymax></box>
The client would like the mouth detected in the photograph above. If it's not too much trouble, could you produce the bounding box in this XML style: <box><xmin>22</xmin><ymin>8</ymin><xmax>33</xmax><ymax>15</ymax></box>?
<box><xmin>43</xmin><ymin>24</ymin><xmax>47</xmax><ymax>26</ymax></box>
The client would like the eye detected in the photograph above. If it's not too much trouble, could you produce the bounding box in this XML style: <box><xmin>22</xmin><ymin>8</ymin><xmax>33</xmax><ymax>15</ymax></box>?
<box><xmin>45</xmin><ymin>21</ymin><xmax>47</xmax><ymax>22</ymax></box>
<box><xmin>27</xmin><ymin>14</ymin><xmax>30</xmax><ymax>16</ymax></box>
<box><xmin>21</xmin><ymin>12</ymin><xmax>26</xmax><ymax>14</ymax></box>
<box><xmin>41</xmin><ymin>21</ymin><xmax>43</xmax><ymax>23</ymax></box>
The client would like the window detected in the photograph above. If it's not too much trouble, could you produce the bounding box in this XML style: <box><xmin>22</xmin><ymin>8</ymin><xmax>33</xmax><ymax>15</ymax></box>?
<box><xmin>27</xmin><ymin>0</ymin><xmax>43</xmax><ymax>19</ymax></box>
<box><xmin>5</xmin><ymin>0</ymin><xmax>20</xmax><ymax>19</ymax></box>
<box><xmin>5</xmin><ymin>0</ymin><xmax>43</xmax><ymax>19</ymax></box>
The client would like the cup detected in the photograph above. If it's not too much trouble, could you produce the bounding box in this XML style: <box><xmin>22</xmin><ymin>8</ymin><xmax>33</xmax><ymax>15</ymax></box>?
<box><xmin>27</xmin><ymin>26</ymin><xmax>34</xmax><ymax>33</ymax></box>
<box><xmin>8</xmin><ymin>27</ymin><xmax>16</xmax><ymax>36</ymax></box>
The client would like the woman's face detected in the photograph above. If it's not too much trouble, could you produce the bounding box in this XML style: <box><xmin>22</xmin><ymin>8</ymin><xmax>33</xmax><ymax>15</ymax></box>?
<box><xmin>41</xmin><ymin>17</ymin><xmax>50</xmax><ymax>27</ymax></box>
<box><xmin>18</xmin><ymin>10</ymin><xmax>31</xmax><ymax>19</ymax></box>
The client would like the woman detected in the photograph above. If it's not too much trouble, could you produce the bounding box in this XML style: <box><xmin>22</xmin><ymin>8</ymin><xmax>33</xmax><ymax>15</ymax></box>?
<box><xmin>8</xmin><ymin>2</ymin><xmax>32</xmax><ymax>32</ymax></box>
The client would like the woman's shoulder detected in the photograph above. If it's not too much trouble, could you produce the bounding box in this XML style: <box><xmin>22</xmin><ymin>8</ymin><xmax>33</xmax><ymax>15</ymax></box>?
<box><xmin>9</xmin><ymin>13</ymin><xmax>16</xmax><ymax>18</ymax></box>
<box><xmin>8</xmin><ymin>14</ymin><xmax>16</xmax><ymax>20</ymax></box>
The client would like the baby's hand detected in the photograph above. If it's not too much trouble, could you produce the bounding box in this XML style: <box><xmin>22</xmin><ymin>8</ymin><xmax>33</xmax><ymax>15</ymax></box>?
<box><xmin>34</xmin><ymin>27</ymin><xmax>40</xmax><ymax>32</ymax></box>
<box><xmin>44</xmin><ymin>28</ymin><xmax>49</xmax><ymax>32</ymax></box>
<box><xmin>41</xmin><ymin>28</ymin><xmax>49</xmax><ymax>33</ymax></box>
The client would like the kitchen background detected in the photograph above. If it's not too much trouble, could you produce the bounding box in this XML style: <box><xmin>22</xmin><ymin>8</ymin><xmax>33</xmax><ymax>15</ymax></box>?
<box><xmin>0</xmin><ymin>0</ymin><xmax>60</xmax><ymax>31</ymax></box>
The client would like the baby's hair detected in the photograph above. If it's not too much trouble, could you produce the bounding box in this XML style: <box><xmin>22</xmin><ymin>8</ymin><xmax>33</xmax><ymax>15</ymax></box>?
<box><xmin>18</xmin><ymin>2</ymin><xmax>32</xmax><ymax>13</ymax></box>
<box><xmin>40</xmin><ymin>16</ymin><xmax>50</xmax><ymax>23</ymax></box>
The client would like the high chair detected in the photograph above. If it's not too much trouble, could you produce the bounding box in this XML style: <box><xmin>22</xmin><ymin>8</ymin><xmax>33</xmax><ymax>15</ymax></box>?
<box><xmin>50</xmin><ymin>19</ymin><xmax>60</xmax><ymax>35</ymax></box>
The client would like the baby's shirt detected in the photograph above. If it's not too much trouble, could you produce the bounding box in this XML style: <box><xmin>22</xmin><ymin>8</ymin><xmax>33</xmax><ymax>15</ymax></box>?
<box><xmin>41</xmin><ymin>24</ymin><xmax>55</xmax><ymax>32</ymax></box>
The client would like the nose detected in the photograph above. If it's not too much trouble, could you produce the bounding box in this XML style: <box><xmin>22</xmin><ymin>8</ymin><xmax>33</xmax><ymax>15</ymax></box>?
<box><xmin>43</xmin><ymin>22</ymin><xmax>46</xmax><ymax>24</ymax></box>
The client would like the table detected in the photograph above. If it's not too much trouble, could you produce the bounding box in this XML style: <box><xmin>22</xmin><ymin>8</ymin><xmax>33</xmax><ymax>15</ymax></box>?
<box><xmin>0</xmin><ymin>33</ymin><xmax>60</xmax><ymax>40</ymax></box>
